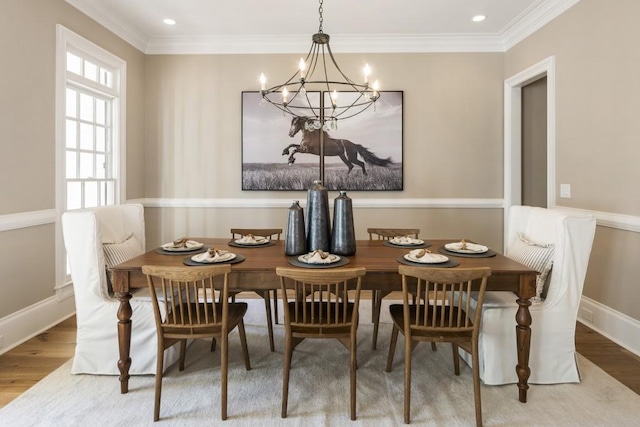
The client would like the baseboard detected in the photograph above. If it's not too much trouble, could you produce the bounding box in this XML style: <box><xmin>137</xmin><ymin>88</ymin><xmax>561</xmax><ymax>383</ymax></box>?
<box><xmin>578</xmin><ymin>296</ymin><xmax>640</xmax><ymax>357</ymax></box>
<box><xmin>0</xmin><ymin>295</ymin><xmax>76</xmax><ymax>355</ymax></box>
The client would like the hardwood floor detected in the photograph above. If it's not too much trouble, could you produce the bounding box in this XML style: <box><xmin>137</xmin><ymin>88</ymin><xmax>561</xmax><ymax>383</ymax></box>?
<box><xmin>0</xmin><ymin>313</ymin><xmax>638</xmax><ymax>410</ymax></box>
<box><xmin>0</xmin><ymin>316</ymin><xmax>76</xmax><ymax>408</ymax></box>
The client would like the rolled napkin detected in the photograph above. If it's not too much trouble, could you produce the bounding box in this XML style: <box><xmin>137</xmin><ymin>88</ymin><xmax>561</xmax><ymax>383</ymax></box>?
<box><xmin>407</xmin><ymin>248</ymin><xmax>448</xmax><ymax>264</ymax></box>
<box><xmin>162</xmin><ymin>238</ymin><xmax>203</xmax><ymax>250</ymax></box>
<box><xmin>445</xmin><ymin>240</ymin><xmax>488</xmax><ymax>253</ymax></box>
<box><xmin>410</xmin><ymin>248</ymin><xmax>431</xmax><ymax>259</ymax></box>
<box><xmin>173</xmin><ymin>237</ymin><xmax>188</xmax><ymax>248</ymax></box>
<box><xmin>305</xmin><ymin>249</ymin><xmax>335</xmax><ymax>264</ymax></box>
<box><xmin>236</xmin><ymin>234</ymin><xmax>267</xmax><ymax>244</ymax></box>
<box><xmin>390</xmin><ymin>235</ymin><xmax>422</xmax><ymax>245</ymax></box>
<box><xmin>207</xmin><ymin>248</ymin><xmax>228</xmax><ymax>260</ymax></box>
<box><xmin>192</xmin><ymin>248</ymin><xmax>234</xmax><ymax>263</ymax></box>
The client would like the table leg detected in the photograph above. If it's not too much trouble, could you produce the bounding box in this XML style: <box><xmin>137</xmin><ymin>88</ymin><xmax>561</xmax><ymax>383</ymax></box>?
<box><xmin>115</xmin><ymin>291</ymin><xmax>133</xmax><ymax>394</ymax></box>
<box><xmin>515</xmin><ymin>297</ymin><xmax>532</xmax><ymax>403</ymax></box>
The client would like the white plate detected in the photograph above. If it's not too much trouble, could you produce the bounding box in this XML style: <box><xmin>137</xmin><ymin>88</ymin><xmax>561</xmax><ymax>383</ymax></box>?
<box><xmin>161</xmin><ymin>240</ymin><xmax>204</xmax><ymax>252</ymax></box>
<box><xmin>389</xmin><ymin>237</ymin><xmax>425</xmax><ymax>245</ymax></box>
<box><xmin>298</xmin><ymin>253</ymin><xmax>340</xmax><ymax>264</ymax></box>
<box><xmin>191</xmin><ymin>251</ymin><xmax>236</xmax><ymax>263</ymax></box>
<box><xmin>404</xmin><ymin>253</ymin><xmax>449</xmax><ymax>264</ymax></box>
<box><xmin>445</xmin><ymin>242</ymin><xmax>488</xmax><ymax>254</ymax></box>
<box><xmin>234</xmin><ymin>237</ymin><xmax>269</xmax><ymax>245</ymax></box>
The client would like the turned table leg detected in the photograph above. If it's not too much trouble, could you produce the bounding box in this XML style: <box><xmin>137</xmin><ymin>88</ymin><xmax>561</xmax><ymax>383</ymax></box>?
<box><xmin>515</xmin><ymin>296</ymin><xmax>532</xmax><ymax>403</ymax></box>
<box><xmin>113</xmin><ymin>270</ymin><xmax>133</xmax><ymax>394</ymax></box>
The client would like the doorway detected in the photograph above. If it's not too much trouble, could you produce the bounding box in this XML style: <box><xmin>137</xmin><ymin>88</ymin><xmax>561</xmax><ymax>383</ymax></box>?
<box><xmin>503</xmin><ymin>56</ymin><xmax>556</xmax><ymax>247</ymax></box>
<box><xmin>522</xmin><ymin>76</ymin><xmax>548</xmax><ymax>207</ymax></box>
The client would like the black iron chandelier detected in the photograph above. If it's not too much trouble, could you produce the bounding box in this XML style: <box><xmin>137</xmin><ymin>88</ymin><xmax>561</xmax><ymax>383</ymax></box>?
<box><xmin>258</xmin><ymin>0</ymin><xmax>380</xmax><ymax>129</ymax></box>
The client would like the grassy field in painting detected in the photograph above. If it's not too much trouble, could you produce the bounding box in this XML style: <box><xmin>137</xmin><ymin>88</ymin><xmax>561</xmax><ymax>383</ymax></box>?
<box><xmin>242</xmin><ymin>162</ymin><xmax>403</xmax><ymax>191</ymax></box>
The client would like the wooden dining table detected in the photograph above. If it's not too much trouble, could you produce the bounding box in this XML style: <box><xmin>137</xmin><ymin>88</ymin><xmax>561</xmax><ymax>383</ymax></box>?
<box><xmin>111</xmin><ymin>238</ymin><xmax>537</xmax><ymax>403</ymax></box>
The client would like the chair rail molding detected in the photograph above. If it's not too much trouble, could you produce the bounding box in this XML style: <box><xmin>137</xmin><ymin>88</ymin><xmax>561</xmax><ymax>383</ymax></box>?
<box><xmin>552</xmin><ymin>206</ymin><xmax>640</xmax><ymax>234</ymax></box>
<box><xmin>128</xmin><ymin>197</ymin><xmax>504</xmax><ymax>210</ymax></box>
<box><xmin>0</xmin><ymin>209</ymin><xmax>57</xmax><ymax>232</ymax></box>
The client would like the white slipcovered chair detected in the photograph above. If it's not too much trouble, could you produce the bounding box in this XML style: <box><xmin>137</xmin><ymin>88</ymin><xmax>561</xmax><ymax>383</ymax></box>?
<box><xmin>62</xmin><ymin>204</ymin><xmax>180</xmax><ymax>375</ymax></box>
<box><xmin>465</xmin><ymin>205</ymin><xmax>596</xmax><ymax>385</ymax></box>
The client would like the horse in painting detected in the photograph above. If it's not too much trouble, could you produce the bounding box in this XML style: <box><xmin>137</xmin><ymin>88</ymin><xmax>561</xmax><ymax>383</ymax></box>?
<box><xmin>281</xmin><ymin>116</ymin><xmax>392</xmax><ymax>175</ymax></box>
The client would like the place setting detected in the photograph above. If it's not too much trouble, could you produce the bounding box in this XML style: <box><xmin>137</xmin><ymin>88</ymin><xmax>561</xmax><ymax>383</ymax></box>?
<box><xmin>227</xmin><ymin>233</ymin><xmax>276</xmax><ymax>248</ymax></box>
<box><xmin>288</xmin><ymin>249</ymin><xmax>351</xmax><ymax>269</ymax></box>
<box><xmin>383</xmin><ymin>235</ymin><xmax>431</xmax><ymax>249</ymax></box>
<box><xmin>155</xmin><ymin>237</ymin><xmax>208</xmax><ymax>255</ymax></box>
<box><xmin>437</xmin><ymin>239</ymin><xmax>497</xmax><ymax>258</ymax></box>
<box><xmin>183</xmin><ymin>247</ymin><xmax>245</xmax><ymax>266</ymax></box>
<box><xmin>397</xmin><ymin>248</ymin><xmax>460</xmax><ymax>268</ymax></box>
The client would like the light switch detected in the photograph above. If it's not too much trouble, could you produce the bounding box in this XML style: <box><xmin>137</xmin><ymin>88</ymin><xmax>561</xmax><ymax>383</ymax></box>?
<box><xmin>560</xmin><ymin>184</ymin><xmax>571</xmax><ymax>199</ymax></box>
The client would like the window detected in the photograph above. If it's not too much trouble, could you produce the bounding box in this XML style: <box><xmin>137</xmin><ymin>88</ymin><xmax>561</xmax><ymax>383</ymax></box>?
<box><xmin>56</xmin><ymin>26</ymin><xmax>127</xmax><ymax>292</ymax></box>
<box><xmin>65</xmin><ymin>50</ymin><xmax>119</xmax><ymax>209</ymax></box>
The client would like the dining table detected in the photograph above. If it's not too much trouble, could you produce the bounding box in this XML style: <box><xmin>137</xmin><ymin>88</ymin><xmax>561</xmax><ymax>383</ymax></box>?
<box><xmin>110</xmin><ymin>238</ymin><xmax>537</xmax><ymax>403</ymax></box>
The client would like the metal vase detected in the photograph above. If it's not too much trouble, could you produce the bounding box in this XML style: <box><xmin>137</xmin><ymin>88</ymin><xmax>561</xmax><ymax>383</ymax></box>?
<box><xmin>306</xmin><ymin>180</ymin><xmax>331</xmax><ymax>252</ymax></box>
<box><xmin>284</xmin><ymin>200</ymin><xmax>307</xmax><ymax>255</ymax></box>
<box><xmin>331</xmin><ymin>190</ymin><xmax>356</xmax><ymax>255</ymax></box>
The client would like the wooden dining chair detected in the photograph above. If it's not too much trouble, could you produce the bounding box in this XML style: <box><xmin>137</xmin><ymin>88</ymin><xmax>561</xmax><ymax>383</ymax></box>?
<box><xmin>386</xmin><ymin>265</ymin><xmax>491</xmax><ymax>426</ymax></box>
<box><xmin>276</xmin><ymin>266</ymin><xmax>366</xmax><ymax>420</ymax></box>
<box><xmin>230</xmin><ymin>228</ymin><xmax>282</xmax><ymax>352</ymax></box>
<box><xmin>142</xmin><ymin>264</ymin><xmax>251</xmax><ymax>422</ymax></box>
<box><xmin>367</xmin><ymin>227</ymin><xmax>420</xmax><ymax>350</ymax></box>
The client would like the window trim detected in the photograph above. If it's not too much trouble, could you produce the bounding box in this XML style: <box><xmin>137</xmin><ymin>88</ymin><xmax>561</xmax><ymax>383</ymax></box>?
<box><xmin>55</xmin><ymin>25</ymin><xmax>127</xmax><ymax>292</ymax></box>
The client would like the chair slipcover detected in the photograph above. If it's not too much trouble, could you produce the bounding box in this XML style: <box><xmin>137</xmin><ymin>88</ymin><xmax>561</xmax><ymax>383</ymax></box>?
<box><xmin>464</xmin><ymin>206</ymin><xmax>596</xmax><ymax>385</ymax></box>
<box><xmin>62</xmin><ymin>204</ymin><xmax>180</xmax><ymax>375</ymax></box>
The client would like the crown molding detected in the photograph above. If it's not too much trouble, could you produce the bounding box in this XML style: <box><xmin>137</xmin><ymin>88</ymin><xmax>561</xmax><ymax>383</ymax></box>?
<box><xmin>502</xmin><ymin>0</ymin><xmax>581</xmax><ymax>51</ymax></box>
<box><xmin>65</xmin><ymin>0</ymin><xmax>148</xmax><ymax>52</ymax></box>
<box><xmin>67</xmin><ymin>0</ymin><xmax>581</xmax><ymax>54</ymax></box>
<box><xmin>145</xmin><ymin>33</ymin><xmax>506</xmax><ymax>55</ymax></box>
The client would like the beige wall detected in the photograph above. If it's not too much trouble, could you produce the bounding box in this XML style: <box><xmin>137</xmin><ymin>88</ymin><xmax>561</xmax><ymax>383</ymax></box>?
<box><xmin>505</xmin><ymin>0</ymin><xmax>640</xmax><ymax>319</ymax></box>
<box><xmin>0</xmin><ymin>0</ymin><xmax>145</xmax><ymax>317</ymax></box>
<box><xmin>144</xmin><ymin>53</ymin><xmax>504</xmax><ymax>200</ymax></box>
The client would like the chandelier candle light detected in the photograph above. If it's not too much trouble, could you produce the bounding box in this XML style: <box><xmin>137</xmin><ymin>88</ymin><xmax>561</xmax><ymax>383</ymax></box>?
<box><xmin>259</xmin><ymin>0</ymin><xmax>380</xmax><ymax>183</ymax></box>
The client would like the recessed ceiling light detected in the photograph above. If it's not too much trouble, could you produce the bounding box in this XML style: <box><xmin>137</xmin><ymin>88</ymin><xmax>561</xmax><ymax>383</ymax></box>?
<box><xmin>163</xmin><ymin>18</ymin><xmax>176</xmax><ymax>25</ymax></box>
<box><xmin>472</xmin><ymin>15</ymin><xmax>486</xmax><ymax>22</ymax></box>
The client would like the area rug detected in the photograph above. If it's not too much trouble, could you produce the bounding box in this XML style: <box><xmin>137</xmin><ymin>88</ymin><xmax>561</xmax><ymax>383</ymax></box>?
<box><xmin>1</xmin><ymin>299</ymin><xmax>639</xmax><ymax>426</ymax></box>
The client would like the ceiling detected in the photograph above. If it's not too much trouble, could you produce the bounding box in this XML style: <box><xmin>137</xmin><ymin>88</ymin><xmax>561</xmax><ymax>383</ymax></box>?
<box><xmin>66</xmin><ymin>0</ymin><xmax>580</xmax><ymax>54</ymax></box>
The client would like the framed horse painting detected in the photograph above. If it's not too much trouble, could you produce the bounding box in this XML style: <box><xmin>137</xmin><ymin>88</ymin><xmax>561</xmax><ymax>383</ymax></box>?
<box><xmin>241</xmin><ymin>90</ymin><xmax>403</xmax><ymax>191</ymax></box>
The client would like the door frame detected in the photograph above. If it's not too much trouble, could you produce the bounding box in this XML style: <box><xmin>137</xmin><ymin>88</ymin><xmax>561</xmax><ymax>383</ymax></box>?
<box><xmin>503</xmin><ymin>56</ymin><xmax>556</xmax><ymax>247</ymax></box>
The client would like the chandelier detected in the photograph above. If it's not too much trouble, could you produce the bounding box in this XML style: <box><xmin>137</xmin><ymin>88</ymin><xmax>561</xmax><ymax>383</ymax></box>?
<box><xmin>258</xmin><ymin>0</ymin><xmax>380</xmax><ymax>182</ymax></box>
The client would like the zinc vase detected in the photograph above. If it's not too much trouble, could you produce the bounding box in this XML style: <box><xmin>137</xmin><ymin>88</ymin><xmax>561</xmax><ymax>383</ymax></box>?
<box><xmin>331</xmin><ymin>190</ymin><xmax>356</xmax><ymax>255</ymax></box>
<box><xmin>285</xmin><ymin>200</ymin><xmax>307</xmax><ymax>255</ymax></box>
<box><xmin>306</xmin><ymin>180</ymin><xmax>331</xmax><ymax>252</ymax></box>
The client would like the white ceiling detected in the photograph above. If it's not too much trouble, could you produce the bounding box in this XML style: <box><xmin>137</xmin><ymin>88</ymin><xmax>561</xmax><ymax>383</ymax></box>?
<box><xmin>66</xmin><ymin>0</ymin><xmax>580</xmax><ymax>54</ymax></box>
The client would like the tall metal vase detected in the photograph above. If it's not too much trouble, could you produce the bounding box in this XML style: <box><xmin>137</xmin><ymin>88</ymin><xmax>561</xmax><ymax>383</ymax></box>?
<box><xmin>284</xmin><ymin>200</ymin><xmax>307</xmax><ymax>255</ymax></box>
<box><xmin>331</xmin><ymin>190</ymin><xmax>356</xmax><ymax>255</ymax></box>
<box><xmin>306</xmin><ymin>180</ymin><xmax>331</xmax><ymax>252</ymax></box>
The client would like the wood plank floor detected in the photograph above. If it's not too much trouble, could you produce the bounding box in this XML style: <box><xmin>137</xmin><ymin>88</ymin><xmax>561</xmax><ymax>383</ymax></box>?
<box><xmin>0</xmin><ymin>313</ymin><xmax>638</xmax><ymax>410</ymax></box>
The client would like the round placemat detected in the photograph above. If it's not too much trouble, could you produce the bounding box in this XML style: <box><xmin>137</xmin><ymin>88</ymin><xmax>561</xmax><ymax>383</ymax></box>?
<box><xmin>396</xmin><ymin>256</ymin><xmax>460</xmax><ymax>268</ymax></box>
<box><xmin>227</xmin><ymin>240</ymin><xmax>277</xmax><ymax>249</ymax></box>
<box><xmin>183</xmin><ymin>254</ymin><xmax>246</xmax><ymax>266</ymax></box>
<box><xmin>383</xmin><ymin>241</ymin><xmax>431</xmax><ymax>249</ymax></box>
<box><xmin>287</xmin><ymin>256</ymin><xmax>351</xmax><ymax>269</ymax></box>
<box><xmin>437</xmin><ymin>246</ymin><xmax>497</xmax><ymax>258</ymax></box>
<box><xmin>155</xmin><ymin>245</ymin><xmax>209</xmax><ymax>256</ymax></box>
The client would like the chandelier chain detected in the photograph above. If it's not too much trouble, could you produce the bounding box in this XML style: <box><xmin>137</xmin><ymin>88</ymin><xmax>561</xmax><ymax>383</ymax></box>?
<box><xmin>318</xmin><ymin>0</ymin><xmax>324</xmax><ymax>33</ymax></box>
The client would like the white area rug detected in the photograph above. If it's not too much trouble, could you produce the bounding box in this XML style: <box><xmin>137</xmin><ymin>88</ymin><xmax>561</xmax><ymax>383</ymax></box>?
<box><xmin>1</xmin><ymin>299</ymin><xmax>639</xmax><ymax>426</ymax></box>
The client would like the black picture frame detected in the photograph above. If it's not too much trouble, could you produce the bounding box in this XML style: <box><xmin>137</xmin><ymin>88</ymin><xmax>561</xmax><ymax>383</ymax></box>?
<box><xmin>241</xmin><ymin>90</ymin><xmax>403</xmax><ymax>191</ymax></box>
